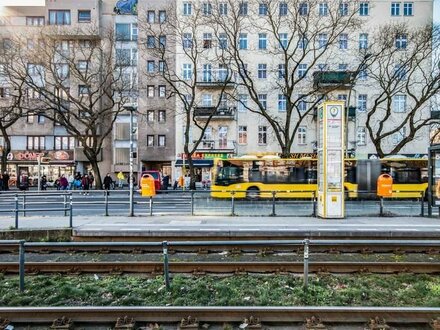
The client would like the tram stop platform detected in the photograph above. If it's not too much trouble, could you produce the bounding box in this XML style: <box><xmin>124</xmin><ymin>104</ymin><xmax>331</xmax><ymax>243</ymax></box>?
<box><xmin>1</xmin><ymin>214</ymin><xmax>440</xmax><ymax>240</ymax></box>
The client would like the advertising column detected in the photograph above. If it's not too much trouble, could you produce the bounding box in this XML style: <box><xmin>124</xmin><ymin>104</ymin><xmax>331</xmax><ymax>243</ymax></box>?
<box><xmin>317</xmin><ymin>101</ymin><xmax>345</xmax><ymax>218</ymax></box>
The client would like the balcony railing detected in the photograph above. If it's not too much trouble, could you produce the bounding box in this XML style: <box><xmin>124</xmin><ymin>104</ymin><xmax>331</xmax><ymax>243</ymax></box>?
<box><xmin>194</xmin><ymin>139</ymin><xmax>236</xmax><ymax>153</ymax></box>
<box><xmin>194</xmin><ymin>106</ymin><xmax>236</xmax><ymax>119</ymax></box>
<box><xmin>313</xmin><ymin>71</ymin><xmax>356</xmax><ymax>89</ymax></box>
<box><xmin>196</xmin><ymin>70</ymin><xmax>236</xmax><ymax>88</ymax></box>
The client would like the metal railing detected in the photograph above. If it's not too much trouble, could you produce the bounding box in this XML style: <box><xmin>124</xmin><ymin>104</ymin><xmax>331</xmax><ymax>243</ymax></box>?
<box><xmin>3</xmin><ymin>238</ymin><xmax>440</xmax><ymax>292</ymax></box>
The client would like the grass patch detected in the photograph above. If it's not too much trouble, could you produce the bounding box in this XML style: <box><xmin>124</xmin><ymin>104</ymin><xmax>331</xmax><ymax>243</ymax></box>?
<box><xmin>0</xmin><ymin>274</ymin><xmax>439</xmax><ymax>307</ymax></box>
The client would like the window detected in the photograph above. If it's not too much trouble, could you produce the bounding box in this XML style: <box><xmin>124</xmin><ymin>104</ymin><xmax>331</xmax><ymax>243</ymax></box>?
<box><xmin>392</xmin><ymin>127</ymin><xmax>406</xmax><ymax>145</ymax></box>
<box><xmin>55</xmin><ymin>136</ymin><xmax>75</xmax><ymax>150</ymax></box>
<box><xmin>278</xmin><ymin>33</ymin><xmax>288</xmax><ymax>49</ymax></box>
<box><xmin>202</xmin><ymin>94</ymin><xmax>212</xmax><ymax>107</ymax></box>
<box><xmin>27</xmin><ymin>113</ymin><xmax>35</xmax><ymax>123</ymax></box>
<box><xmin>116</xmin><ymin>23</ymin><xmax>132</xmax><ymax>41</ymax></box>
<box><xmin>357</xmin><ymin>127</ymin><xmax>366</xmax><ymax>145</ymax></box>
<box><xmin>359</xmin><ymin>33</ymin><xmax>368</xmax><ymax>49</ymax></box>
<box><xmin>338</xmin><ymin>63</ymin><xmax>348</xmax><ymax>71</ymax></box>
<box><xmin>358</xmin><ymin>66</ymin><xmax>368</xmax><ymax>80</ymax></box>
<box><xmin>357</xmin><ymin>94</ymin><xmax>367</xmax><ymax>112</ymax></box>
<box><xmin>258</xmin><ymin>94</ymin><xmax>267</xmax><ymax>109</ymax></box>
<box><xmin>403</xmin><ymin>2</ymin><xmax>413</xmax><ymax>15</ymax></box>
<box><xmin>147</xmin><ymin>135</ymin><xmax>155</xmax><ymax>146</ymax></box>
<box><xmin>391</xmin><ymin>2</ymin><xmax>400</xmax><ymax>15</ymax></box>
<box><xmin>158</xmin><ymin>110</ymin><xmax>166</xmax><ymax>122</ymax></box>
<box><xmin>49</xmin><ymin>10</ymin><xmax>71</xmax><ymax>25</ymax></box>
<box><xmin>79</xmin><ymin>39</ymin><xmax>91</xmax><ymax>48</ymax></box>
<box><xmin>299</xmin><ymin>2</ymin><xmax>308</xmax><ymax>15</ymax></box>
<box><xmin>203</xmin><ymin>2</ymin><xmax>212</xmax><ymax>15</ymax></box>
<box><xmin>238</xmin><ymin>63</ymin><xmax>248</xmax><ymax>76</ymax></box>
<box><xmin>359</xmin><ymin>2</ymin><xmax>369</xmax><ymax>15</ymax></box>
<box><xmin>26</xmin><ymin>16</ymin><xmax>44</xmax><ymax>26</ymax></box>
<box><xmin>78</xmin><ymin>85</ymin><xmax>90</xmax><ymax>95</ymax></box>
<box><xmin>159</xmin><ymin>61</ymin><xmax>166</xmax><ymax>73</ymax></box>
<box><xmin>159</xmin><ymin>10</ymin><xmax>166</xmax><ymax>23</ymax></box>
<box><xmin>203</xmin><ymin>33</ymin><xmax>212</xmax><ymax>49</ymax></box>
<box><xmin>238</xmin><ymin>126</ymin><xmax>247</xmax><ymax>144</ymax></box>
<box><xmin>147</xmin><ymin>36</ymin><xmax>155</xmax><ymax>48</ymax></box>
<box><xmin>77</xmin><ymin>60</ymin><xmax>89</xmax><ymax>72</ymax></box>
<box><xmin>158</xmin><ymin>135</ymin><xmax>166</xmax><ymax>147</ymax></box>
<box><xmin>183</xmin><ymin>2</ymin><xmax>192</xmax><ymax>15</ymax></box>
<box><xmin>159</xmin><ymin>85</ymin><xmax>166</xmax><ymax>98</ymax></box>
<box><xmin>147</xmin><ymin>110</ymin><xmax>155</xmax><ymax>122</ymax></box>
<box><xmin>238</xmin><ymin>94</ymin><xmax>248</xmax><ymax>112</ymax></box>
<box><xmin>27</xmin><ymin>136</ymin><xmax>45</xmax><ymax>150</ymax></box>
<box><xmin>147</xmin><ymin>10</ymin><xmax>156</xmax><ymax>23</ymax></box>
<box><xmin>258</xmin><ymin>126</ymin><xmax>267</xmax><ymax>144</ymax></box>
<box><xmin>278</xmin><ymin>64</ymin><xmax>286</xmax><ymax>79</ymax></box>
<box><xmin>219</xmin><ymin>33</ymin><xmax>228</xmax><ymax>49</ymax></box>
<box><xmin>0</xmin><ymin>87</ymin><xmax>9</xmax><ymax>99</ymax></box>
<box><xmin>298</xmin><ymin>63</ymin><xmax>307</xmax><ymax>78</ymax></box>
<box><xmin>239</xmin><ymin>33</ymin><xmax>248</xmax><ymax>50</ymax></box>
<box><xmin>131</xmin><ymin>24</ymin><xmax>138</xmax><ymax>41</ymax></box>
<box><xmin>56</xmin><ymin>63</ymin><xmax>69</xmax><ymax>79</ymax></box>
<box><xmin>339</xmin><ymin>2</ymin><xmax>348</xmax><ymax>15</ymax></box>
<box><xmin>318</xmin><ymin>33</ymin><xmax>328</xmax><ymax>48</ymax></box>
<box><xmin>395</xmin><ymin>34</ymin><xmax>407</xmax><ymax>49</ymax></box>
<box><xmin>218</xmin><ymin>2</ymin><xmax>228</xmax><ymax>15</ymax></box>
<box><xmin>147</xmin><ymin>85</ymin><xmax>155</xmax><ymax>98</ymax></box>
<box><xmin>338</xmin><ymin>94</ymin><xmax>347</xmax><ymax>103</ymax></box>
<box><xmin>203</xmin><ymin>64</ymin><xmax>212</xmax><ymax>82</ymax></box>
<box><xmin>239</xmin><ymin>2</ymin><xmax>248</xmax><ymax>15</ymax></box>
<box><xmin>115</xmin><ymin>49</ymin><xmax>131</xmax><ymax>66</ymax></box>
<box><xmin>279</xmin><ymin>2</ymin><xmax>288</xmax><ymax>15</ymax></box>
<box><xmin>394</xmin><ymin>63</ymin><xmax>407</xmax><ymax>79</ymax></box>
<box><xmin>319</xmin><ymin>3</ymin><xmax>328</xmax><ymax>16</ymax></box>
<box><xmin>147</xmin><ymin>60</ymin><xmax>155</xmax><ymax>73</ymax></box>
<box><xmin>258</xmin><ymin>64</ymin><xmax>267</xmax><ymax>79</ymax></box>
<box><xmin>298</xmin><ymin>35</ymin><xmax>308</xmax><ymax>49</ymax></box>
<box><xmin>78</xmin><ymin>10</ymin><xmax>91</xmax><ymax>22</ymax></box>
<box><xmin>393</xmin><ymin>94</ymin><xmax>406</xmax><ymax>112</ymax></box>
<box><xmin>278</xmin><ymin>94</ymin><xmax>287</xmax><ymax>111</ymax></box>
<box><xmin>183</xmin><ymin>63</ymin><xmax>192</xmax><ymax>80</ymax></box>
<box><xmin>339</xmin><ymin>33</ymin><xmax>348</xmax><ymax>49</ymax></box>
<box><xmin>258</xmin><ymin>33</ymin><xmax>267</xmax><ymax>50</ymax></box>
<box><xmin>259</xmin><ymin>3</ymin><xmax>268</xmax><ymax>15</ymax></box>
<box><xmin>159</xmin><ymin>35</ymin><xmax>166</xmax><ymax>48</ymax></box>
<box><xmin>183</xmin><ymin>33</ymin><xmax>193</xmax><ymax>49</ymax></box>
<box><xmin>298</xmin><ymin>94</ymin><xmax>308</xmax><ymax>111</ymax></box>
<box><xmin>298</xmin><ymin>126</ymin><xmax>307</xmax><ymax>144</ymax></box>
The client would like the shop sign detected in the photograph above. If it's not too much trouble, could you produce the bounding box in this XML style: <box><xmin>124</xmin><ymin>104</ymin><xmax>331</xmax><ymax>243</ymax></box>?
<box><xmin>177</xmin><ymin>153</ymin><xmax>230</xmax><ymax>160</ymax></box>
<box><xmin>7</xmin><ymin>150</ymin><xmax>74</xmax><ymax>162</ymax></box>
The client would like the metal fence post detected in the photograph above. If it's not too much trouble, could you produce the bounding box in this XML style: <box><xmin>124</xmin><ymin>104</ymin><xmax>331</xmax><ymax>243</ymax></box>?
<box><xmin>19</xmin><ymin>240</ymin><xmax>25</xmax><ymax>292</ymax></box>
<box><xmin>22</xmin><ymin>195</ymin><xmax>26</xmax><ymax>217</ymax></box>
<box><xmin>303</xmin><ymin>239</ymin><xmax>309</xmax><ymax>290</ymax></box>
<box><xmin>271</xmin><ymin>191</ymin><xmax>276</xmax><ymax>216</ymax></box>
<box><xmin>104</xmin><ymin>191</ymin><xmax>109</xmax><ymax>217</ymax></box>
<box><xmin>191</xmin><ymin>190</ymin><xmax>194</xmax><ymax>216</ymax></box>
<box><xmin>63</xmin><ymin>194</ymin><xmax>67</xmax><ymax>217</ymax></box>
<box><xmin>14</xmin><ymin>194</ymin><xmax>19</xmax><ymax>229</ymax></box>
<box><xmin>69</xmin><ymin>194</ymin><xmax>73</xmax><ymax>228</ymax></box>
<box><xmin>379</xmin><ymin>197</ymin><xmax>384</xmax><ymax>216</ymax></box>
<box><xmin>231</xmin><ymin>191</ymin><xmax>235</xmax><ymax>216</ymax></box>
<box><xmin>149</xmin><ymin>196</ymin><xmax>153</xmax><ymax>216</ymax></box>
<box><xmin>420</xmin><ymin>192</ymin><xmax>425</xmax><ymax>217</ymax></box>
<box><xmin>162</xmin><ymin>241</ymin><xmax>170</xmax><ymax>290</ymax></box>
<box><xmin>312</xmin><ymin>192</ymin><xmax>317</xmax><ymax>217</ymax></box>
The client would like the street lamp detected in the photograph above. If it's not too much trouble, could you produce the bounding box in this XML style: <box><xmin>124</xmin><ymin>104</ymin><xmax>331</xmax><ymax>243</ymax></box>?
<box><xmin>125</xmin><ymin>106</ymin><xmax>137</xmax><ymax>217</ymax></box>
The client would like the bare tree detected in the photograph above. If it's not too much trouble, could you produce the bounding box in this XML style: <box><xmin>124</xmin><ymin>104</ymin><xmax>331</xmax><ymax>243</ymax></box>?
<box><xmin>6</xmin><ymin>27</ymin><xmax>135</xmax><ymax>189</ymax></box>
<box><xmin>363</xmin><ymin>23</ymin><xmax>440</xmax><ymax>157</ymax></box>
<box><xmin>213</xmin><ymin>0</ymin><xmax>363</xmax><ymax>157</ymax></box>
<box><xmin>139</xmin><ymin>3</ymin><xmax>236</xmax><ymax>189</ymax></box>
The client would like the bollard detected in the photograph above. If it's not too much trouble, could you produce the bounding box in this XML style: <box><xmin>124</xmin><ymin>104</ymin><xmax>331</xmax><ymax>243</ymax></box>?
<box><xmin>14</xmin><ymin>194</ymin><xmax>19</xmax><ymax>229</ymax></box>
<box><xmin>420</xmin><ymin>192</ymin><xmax>425</xmax><ymax>217</ymax></box>
<box><xmin>104</xmin><ymin>191</ymin><xmax>109</xmax><ymax>217</ymax></box>
<box><xmin>231</xmin><ymin>191</ymin><xmax>235</xmax><ymax>216</ymax></box>
<box><xmin>271</xmin><ymin>191</ymin><xmax>276</xmax><ymax>216</ymax></box>
<box><xmin>69</xmin><ymin>194</ymin><xmax>73</xmax><ymax>228</ymax></box>
<box><xmin>149</xmin><ymin>196</ymin><xmax>153</xmax><ymax>216</ymax></box>
<box><xmin>19</xmin><ymin>240</ymin><xmax>25</xmax><ymax>292</ymax></box>
<box><xmin>379</xmin><ymin>197</ymin><xmax>384</xmax><ymax>216</ymax></box>
<box><xmin>63</xmin><ymin>195</ymin><xmax>67</xmax><ymax>216</ymax></box>
<box><xmin>312</xmin><ymin>192</ymin><xmax>317</xmax><ymax>217</ymax></box>
<box><xmin>162</xmin><ymin>241</ymin><xmax>170</xmax><ymax>290</ymax></box>
<box><xmin>303</xmin><ymin>239</ymin><xmax>310</xmax><ymax>290</ymax></box>
<box><xmin>191</xmin><ymin>190</ymin><xmax>194</xmax><ymax>216</ymax></box>
<box><xmin>22</xmin><ymin>195</ymin><xmax>26</xmax><ymax>217</ymax></box>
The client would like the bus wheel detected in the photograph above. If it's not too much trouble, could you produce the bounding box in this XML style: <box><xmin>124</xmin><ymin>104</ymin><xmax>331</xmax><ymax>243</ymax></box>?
<box><xmin>246</xmin><ymin>187</ymin><xmax>260</xmax><ymax>200</ymax></box>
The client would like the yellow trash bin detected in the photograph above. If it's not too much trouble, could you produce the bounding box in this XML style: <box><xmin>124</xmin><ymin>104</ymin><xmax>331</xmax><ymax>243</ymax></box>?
<box><xmin>141</xmin><ymin>174</ymin><xmax>156</xmax><ymax>197</ymax></box>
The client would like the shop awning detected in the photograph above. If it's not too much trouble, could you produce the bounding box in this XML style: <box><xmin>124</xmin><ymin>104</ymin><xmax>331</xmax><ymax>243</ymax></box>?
<box><xmin>175</xmin><ymin>159</ymin><xmax>214</xmax><ymax>167</ymax></box>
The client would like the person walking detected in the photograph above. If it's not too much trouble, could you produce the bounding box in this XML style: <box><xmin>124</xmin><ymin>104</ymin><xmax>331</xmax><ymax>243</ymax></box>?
<box><xmin>162</xmin><ymin>173</ymin><xmax>170</xmax><ymax>190</ymax></box>
<box><xmin>117</xmin><ymin>171</ymin><xmax>125</xmax><ymax>189</ymax></box>
<box><xmin>67</xmin><ymin>173</ymin><xmax>74</xmax><ymax>190</ymax></box>
<box><xmin>81</xmin><ymin>174</ymin><xmax>91</xmax><ymax>196</ymax></box>
<box><xmin>3</xmin><ymin>172</ymin><xmax>10</xmax><ymax>191</ymax></box>
<box><xmin>88</xmin><ymin>172</ymin><xmax>95</xmax><ymax>189</ymax></box>
<box><xmin>103</xmin><ymin>173</ymin><xmax>113</xmax><ymax>195</ymax></box>
<box><xmin>59</xmin><ymin>174</ymin><xmax>68</xmax><ymax>190</ymax></box>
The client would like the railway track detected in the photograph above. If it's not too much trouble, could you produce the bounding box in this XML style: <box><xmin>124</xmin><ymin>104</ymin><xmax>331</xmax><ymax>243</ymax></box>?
<box><xmin>0</xmin><ymin>306</ymin><xmax>439</xmax><ymax>327</ymax></box>
<box><xmin>1</xmin><ymin>261</ymin><xmax>439</xmax><ymax>274</ymax></box>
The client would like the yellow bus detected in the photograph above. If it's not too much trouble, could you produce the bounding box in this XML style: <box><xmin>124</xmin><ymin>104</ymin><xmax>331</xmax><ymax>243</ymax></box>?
<box><xmin>211</xmin><ymin>156</ymin><xmax>428</xmax><ymax>199</ymax></box>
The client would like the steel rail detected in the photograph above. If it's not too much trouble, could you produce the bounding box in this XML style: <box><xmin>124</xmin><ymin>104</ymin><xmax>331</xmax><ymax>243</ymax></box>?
<box><xmin>0</xmin><ymin>306</ymin><xmax>439</xmax><ymax>323</ymax></box>
<box><xmin>0</xmin><ymin>261</ymin><xmax>439</xmax><ymax>274</ymax></box>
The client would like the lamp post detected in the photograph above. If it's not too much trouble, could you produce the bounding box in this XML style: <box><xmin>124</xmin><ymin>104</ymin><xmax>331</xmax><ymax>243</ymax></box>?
<box><xmin>125</xmin><ymin>106</ymin><xmax>136</xmax><ymax>216</ymax></box>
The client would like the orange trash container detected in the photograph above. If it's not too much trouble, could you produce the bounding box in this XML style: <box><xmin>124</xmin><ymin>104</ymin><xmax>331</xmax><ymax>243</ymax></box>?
<box><xmin>141</xmin><ymin>174</ymin><xmax>156</xmax><ymax>197</ymax></box>
<box><xmin>377</xmin><ymin>174</ymin><xmax>393</xmax><ymax>197</ymax></box>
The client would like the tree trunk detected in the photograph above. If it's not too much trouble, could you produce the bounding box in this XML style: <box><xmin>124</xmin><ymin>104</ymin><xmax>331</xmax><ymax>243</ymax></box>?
<box><xmin>90</xmin><ymin>160</ymin><xmax>102</xmax><ymax>190</ymax></box>
<box><xmin>0</xmin><ymin>132</ymin><xmax>11</xmax><ymax>174</ymax></box>
<box><xmin>187</xmin><ymin>154</ymin><xmax>197</xmax><ymax>190</ymax></box>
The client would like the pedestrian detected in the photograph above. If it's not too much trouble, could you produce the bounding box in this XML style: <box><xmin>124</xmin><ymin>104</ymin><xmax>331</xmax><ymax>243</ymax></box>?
<box><xmin>81</xmin><ymin>174</ymin><xmax>90</xmax><ymax>195</ymax></box>
<box><xmin>59</xmin><ymin>174</ymin><xmax>68</xmax><ymax>190</ymax></box>
<box><xmin>19</xmin><ymin>172</ymin><xmax>29</xmax><ymax>191</ymax></box>
<box><xmin>178</xmin><ymin>175</ymin><xmax>184</xmax><ymax>189</ymax></box>
<box><xmin>67</xmin><ymin>173</ymin><xmax>74</xmax><ymax>190</ymax></box>
<box><xmin>3</xmin><ymin>171</ymin><xmax>10</xmax><ymax>191</ymax></box>
<box><xmin>74</xmin><ymin>172</ymin><xmax>82</xmax><ymax>190</ymax></box>
<box><xmin>41</xmin><ymin>175</ymin><xmax>47</xmax><ymax>190</ymax></box>
<box><xmin>117</xmin><ymin>171</ymin><xmax>125</xmax><ymax>189</ymax></box>
<box><xmin>103</xmin><ymin>173</ymin><xmax>112</xmax><ymax>195</ymax></box>
<box><xmin>162</xmin><ymin>173</ymin><xmax>170</xmax><ymax>190</ymax></box>
<box><xmin>88</xmin><ymin>172</ymin><xmax>94</xmax><ymax>189</ymax></box>
<box><xmin>0</xmin><ymin>174</ymin><xmax>3</xmax><ymax>192</ymax></box>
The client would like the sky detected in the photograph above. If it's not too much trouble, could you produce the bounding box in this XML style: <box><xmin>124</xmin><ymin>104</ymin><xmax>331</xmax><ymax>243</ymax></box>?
<box><xmin>0</xmin><ymin>0</ymin><xmax>44</xmax><ymax>5</ymax></box>
<box><xmin>435</xmin><ymin>0</ymin><xmax>440</xmax><ymax>24</ymax></box>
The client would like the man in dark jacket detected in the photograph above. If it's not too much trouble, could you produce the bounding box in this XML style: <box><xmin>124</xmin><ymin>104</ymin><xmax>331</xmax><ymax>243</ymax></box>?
<box><xmin>3</xmin><ymin>172</ymin><xmax>10</xmax><ymax>191</ymax></box>
<box><xmin>103</xmin><ymin>173</ymin><xmax>113</xmax><ymax>195</ymax></box>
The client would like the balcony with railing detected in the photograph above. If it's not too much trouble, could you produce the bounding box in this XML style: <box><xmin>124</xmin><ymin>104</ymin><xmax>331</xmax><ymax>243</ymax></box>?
<box><xmin>196</xmin><ymin>69</ymin><xmax>236</xmax><ymax>88</ymax></box>
<box><xmin>194</xmin><ymin>139</ymin><xmax>236</xmax><ymax>153</ymax></box>
<box><xmin>313</xmin><ymin>71</ymin><xmax>356</xmax><ymax>89</ymax></box>
<box><xmin>194</xmin><ymin>106</ymin><xmax>236</xmax><ymax>120</ymax></box>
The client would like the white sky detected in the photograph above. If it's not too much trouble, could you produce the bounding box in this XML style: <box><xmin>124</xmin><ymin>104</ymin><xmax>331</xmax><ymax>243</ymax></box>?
<box><xmin>0</xmin><ymin>0</ymin><xmax>44</xmax><ymax>5</ymax></box>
